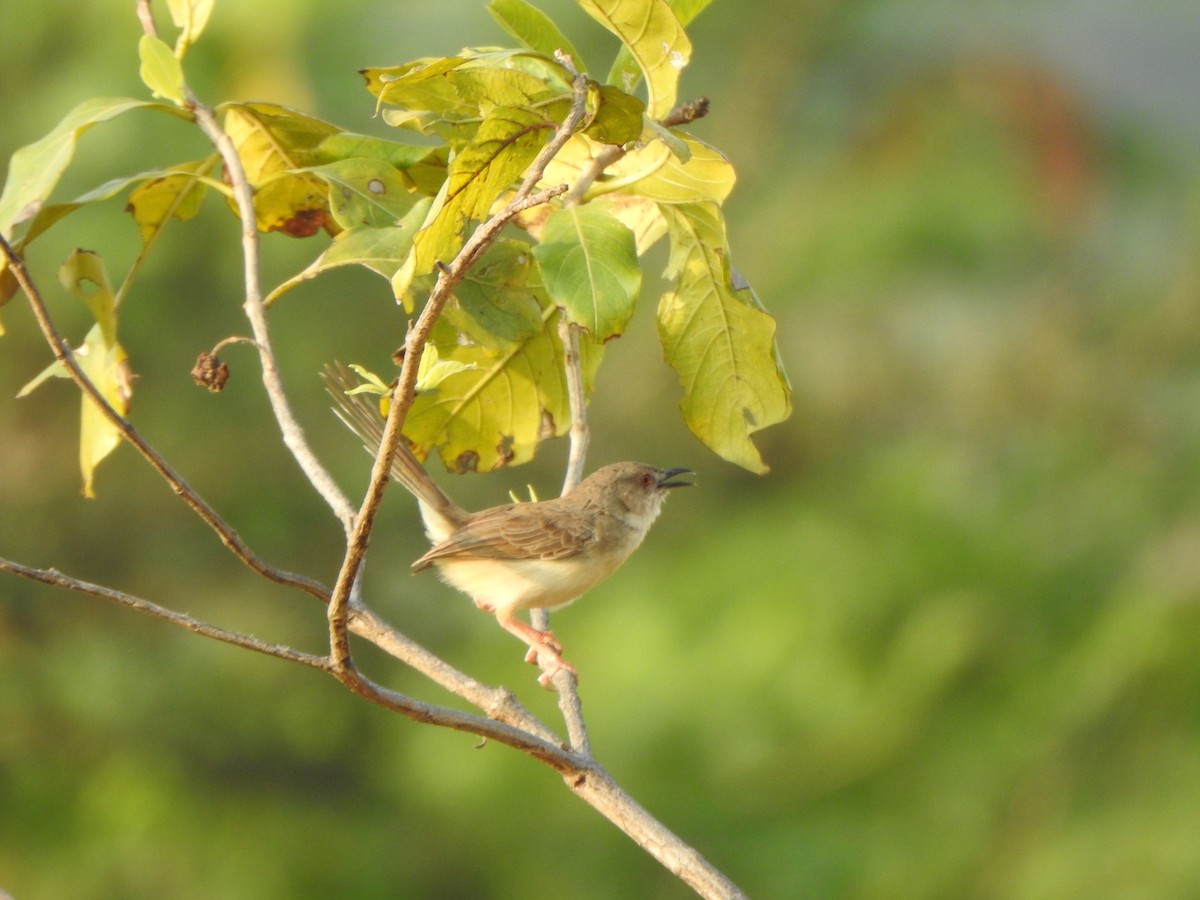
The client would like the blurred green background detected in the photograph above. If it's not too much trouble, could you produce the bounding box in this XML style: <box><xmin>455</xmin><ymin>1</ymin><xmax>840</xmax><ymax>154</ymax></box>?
<box><xmin>4</xmin><ymin>1</ymin><xmax>1200</xmax><ymax>897</ymax></box>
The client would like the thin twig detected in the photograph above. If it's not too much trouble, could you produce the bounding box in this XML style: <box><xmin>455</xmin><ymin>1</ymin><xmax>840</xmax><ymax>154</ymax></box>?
<box><xmin>186</xmin><ymin>99</ymin><xmax>357</xmax><ymax>533</ymax></box>
<box><xmin>324</xmin><ymin>71</ymin><xmax>591</xmax><ymax>684</ymax></box>
<box><xmin>0</xmin><ymin>236</ymin><xmax>328</xmax><ymax>604</ymax></box>
<box><xmin>558</xmin><ymin>316</ymin><xmax>590</xmax><ymax>493</ymax></box>
<box><xmin>0</xmin><ymin>557</ymin><xmax>331</xmax><ymax>670</ymax></box>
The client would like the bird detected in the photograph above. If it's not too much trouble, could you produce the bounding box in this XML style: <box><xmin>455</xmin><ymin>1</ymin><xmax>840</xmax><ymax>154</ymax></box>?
<box><xmin>324</xmin><ymin>365</ymin><xmax>692</xmax><ymax>684</ymax></box>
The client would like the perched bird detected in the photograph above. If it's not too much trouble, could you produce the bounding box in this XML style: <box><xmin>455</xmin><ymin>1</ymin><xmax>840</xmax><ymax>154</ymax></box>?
<box><xmin>325</xmin><ymin>366</ymin><xmax>691</xmax><ymax>684</ymax></box>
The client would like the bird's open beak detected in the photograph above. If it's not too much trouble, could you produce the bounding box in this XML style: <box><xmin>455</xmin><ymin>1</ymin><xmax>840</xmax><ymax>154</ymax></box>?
<box><xmin>658</xmin><ymin>467</ymin><xmax>694</xmax><ymax>489</ymax></box>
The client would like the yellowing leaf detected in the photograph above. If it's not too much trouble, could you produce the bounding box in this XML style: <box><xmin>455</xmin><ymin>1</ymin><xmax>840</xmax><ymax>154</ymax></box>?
<box><xmin>579</xmin><ymin>0</ymin><xmax>691</xmax><ymax>118</ymax></box>
<box><xmin>126</xmin><ymin>158</ymin><xmax>215</xmax><ymax>244</ymax></box>
<box><xmin>533</xmin><ymin>204</ymin><xmax>640</xmax><ymax>339</ymax></box>
<box><xmin>607</xmin><ymin>0</ymin><xmax>713</xmax><ymax>99</ymax></box>
<box><xmin>406</xmin><ymin>303</ymin><xmax>603</xmax><ymax>472</ymax></box>
<box><xmin>657</xmin><ymin>203</ymin><xmax>791</xmax><ymax>473</ymax></box>
<box><xmin>264</xmin><ymin>199</ymin><xmax>432</xmax><ymax>307</ymax></box>
<box><xmin>221</xmin><ymin>103</ymin><xmax>341</xmax><ymax>234</ymax></box>
<box><xmin>18</xmin><ymin>250</ymin><xmax>132</xmax><ymax>496</ymax></box>
<box><xmin>138</xmin><ymin>34</ymin><xmax>187</xmax><ymax>106</ymax></box>
<box><xmin>167</xmin><ymin>0</ymin><xmax>215</xmax><ymax>53</ymax></box>
<box><xmin>397</xmin><ymin>106</ymin><xmax>553</xmax><ymax>298</ymax></box>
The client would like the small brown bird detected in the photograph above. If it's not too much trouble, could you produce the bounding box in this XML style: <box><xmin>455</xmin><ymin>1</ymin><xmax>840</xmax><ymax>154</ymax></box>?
<box><xmin>326</xmin><ymin>367</ymin><xmax>691</xmax><ymax>683</ymax></box>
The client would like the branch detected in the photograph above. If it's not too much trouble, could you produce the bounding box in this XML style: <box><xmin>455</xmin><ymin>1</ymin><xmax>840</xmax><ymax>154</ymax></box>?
<box><xmin>0</xmin><ymin>556</ymin><xmax>330</xmax><ymax>670</ymax></box>
<box><xmin>0</xmin><ymin>235</ymin><xmax>328</xmax><ymax>604</ymax></box>
<box><xmin>185</xmin><ymin>98</ymin><xmax>357</xmax><ymax>533</ymax></box>
<box><xmin>324</xmin><ymin>70</ymin><xmax>591</xmax><ymax>681</ymax></box>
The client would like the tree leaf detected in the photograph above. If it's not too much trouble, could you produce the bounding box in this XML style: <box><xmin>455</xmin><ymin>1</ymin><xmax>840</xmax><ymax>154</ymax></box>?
<box><xmin>126</xmin><ymin>158</ymin><xmax>215</xmax><ymax>245</ymax></box>
<box><xmin>138</xmin><ymin>34</ymin><xmax>187</xmax><ymax>106</ymax></box>
<box><xmin>533</xmin><ymin>204</ymin><xmax>640</xmax><ymax>340</ymax></box>
<box><xmin>0</xmin><ymin>97</ymin><xmax>178</xmax><ymax>238</ymax></box>
<box><xmin>444</xmin><ymin>239</ymin><xmax>546</xmax><ymax>348</ymax></box>
<box><xmin>18</xmin><ymin>250</ymin><xmax>132</xmax><ymax>497</ymax></box>
<box><xmin>394</xmin><ymin>105</ymin><xmax>553</xmax><ymax>299</ymax></box>
<box><xmin>221</xmin><ymin>102</ymin><xmax>341</xmax><ymax>234</ymax></box>
<box><xmin>306</xmin><ymin>158</ymin><xmax>421</xmax><ymax>229</ymax></box>
<box><xmin>656</xmin><ymin>203</ymin><xmax>791</xmax><ymax>473</ymax></box>
<box><xmin>607</xmin><ymin>0</ymin><xmax>713</xmax><ymax>101</ymax></box>
<box><xmin>406</xmin><ymin>302</ymin><xmax>603</xmax><ymax>472</ymax></box>
<box><xmin>263</xmin><ymin>198</ymin><xmax>432</xmax><ymax>307</ymax></box>
<box><xmin>579</xmin><ymin>0</ymin><xmax>691</xmax><ymax>118</ymax></box>
<box><xmin>583</xmin><ymin>85</ymin><xmax>645</xmax><ymax>145</ymax></box>
<box><xmin>166</xmin><ymin>0</ymin><xmax>215</xmax><ymax>53</ymax></box>
<box><xmin>487</xmin><ymin>0</ymin><xmax>584</xmax><ymax>69</ymax></box>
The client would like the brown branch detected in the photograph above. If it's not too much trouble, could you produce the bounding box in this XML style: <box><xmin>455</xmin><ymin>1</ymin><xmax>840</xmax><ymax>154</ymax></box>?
<box><xmin>0</xmin><ymin>235</ymin><xmax>328</xmax><ymax>604</ymax></box>
<box><xmin>0</xmin><ymin>556</ymin><xmax>330</xmax><ymax>670</ymax></box>
<box><xmin>185</xmin><ymin>99</ymin><xmax>358</xmax><ymax>532</ymax></box>
<box><xmin>324</xmin><ymin>70</ymin><xmax>591</xmax><ymax>682</ymax></box>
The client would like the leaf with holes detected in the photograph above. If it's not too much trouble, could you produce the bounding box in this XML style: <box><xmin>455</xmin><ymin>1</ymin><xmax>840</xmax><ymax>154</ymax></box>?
<box><xmin>580</xmin><ymin>0</ymin><xmax>691</xmax><ymax>118</ymax></box>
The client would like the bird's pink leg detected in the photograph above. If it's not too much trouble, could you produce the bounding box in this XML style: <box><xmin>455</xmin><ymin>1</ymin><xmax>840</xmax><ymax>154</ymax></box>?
<box><xmin>493</xmin><ymin>609</ymin><xmax>574</xmax><ymax>686</ymax></box>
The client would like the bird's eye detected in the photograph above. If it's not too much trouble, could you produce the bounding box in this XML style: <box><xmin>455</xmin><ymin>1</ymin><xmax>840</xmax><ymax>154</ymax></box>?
<box><xmin>640</xmin><ymin>472</ymin><xmax>655</xmax><ymax>488</ymax></box>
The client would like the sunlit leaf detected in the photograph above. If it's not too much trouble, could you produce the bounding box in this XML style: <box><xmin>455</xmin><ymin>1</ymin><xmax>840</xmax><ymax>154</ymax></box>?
<box><xmin>138</xmin><ymin>35</ymin><xmax>186</xmax><ymax>106</ymax></box>
<box><xmin>416</xmin><ymin>344</ymin><xmax>477</xmax><ymax>391</ymax></box>
<box><xmin>406</xmin><ymin>302</ymin><xmax>603</xmax><ymax>472</ymax></box>
<box><xmin>579</xmin><ymin>0</ymin><xmax>691</xmax><ymax>118</ymax></box>
<box><xmin>0</xmin><ymin>97</ymin><xmax>180</xmax><ymax>238</ymax></box>
<box><xmin>126</xmin><ymin>158</ymin><xmax>215</xmax><ymax>244</ymax></box>
<box><xmin>314</xmin><ymin>133</ymin><xmax>438</xmax><ymax>169</ymax></box>
<box><xmin>307</xmin><ymin>158</ymin><xmax>421</xmax><ymax>229</ymax></box>
<box><xmin>221</xmin><ymin>102</ymin><xmax>340</xmax><ymax>234</ymax></box>
<box><xmin>394</xmin><ymin>105</ymin><xmax>554</xmax><ymax>299</ymax></box>
<box><xmin>18</xmin><ymin>250</ymin><xmax>132</xmax><ymax>497</ymax></box>
<box><xmin>596</xmin><ymin>194</ymin><xmax>669</xmax><ymax>255</ymax></box>
<box><xmin>657</xmin><ymin>203</ymin><xmax>791</xmax><ymax>473</ymax></box>
<box><xmin>607</xmin><ymin>0</ymin><xmax>713</xmax><ymax>101</ymax></box>
<box><xmin>487</xmin><ymin>0</ymin><xmax>584</xmax><ymax>68</ymax></box>
<box><xmin>533</xmin><ymin>204</ymin><xmax>640</xmax><ymax>340</ymax></box>
<box><xmin>166</xmin><ymin>0</ymin><xmax>215</xmax><ymax>53</ymax></box>
<box><xmin>263</xmin><ymin>198</ymin><xmax>432</xmax><ymax>307</ymax></box>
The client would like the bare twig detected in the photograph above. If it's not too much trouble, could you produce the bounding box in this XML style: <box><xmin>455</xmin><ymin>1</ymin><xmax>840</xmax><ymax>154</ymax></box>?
<box><xmin>0</xmin><ymin>235</ymin><xmax>328</xmax><ymax>604</ymax></box>
<box><xmin>558</xmin><ymin>316</ymin><xmax>590</xmax><ymax>493</ymax></box>
<box><xmin>324</xmin><ymin>71</ymin><xmax>591</xmax><ymax>684</ymax></box>
<box><xmin>0</xmin><ymin>557</ymin><xmax>330</xmax><ymax>670</ymax></box>
<box><xmin>186</xmin><ymin>99</ymin><xmax>357</xmax><ymax>533</ymax></box>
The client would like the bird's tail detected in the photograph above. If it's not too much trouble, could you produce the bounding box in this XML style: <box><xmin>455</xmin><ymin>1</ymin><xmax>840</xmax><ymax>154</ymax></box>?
<box><xmin>321</xmin><ymin>363</ymin><xmax>464</xmax><ymax>528</ymax></box>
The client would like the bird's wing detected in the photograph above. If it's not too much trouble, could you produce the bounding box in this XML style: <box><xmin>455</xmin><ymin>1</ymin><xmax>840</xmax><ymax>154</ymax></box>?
<box><xmin>413</xmin><ymin>501</ymin><xmax>596</xmax><ymax>569</ymax></box>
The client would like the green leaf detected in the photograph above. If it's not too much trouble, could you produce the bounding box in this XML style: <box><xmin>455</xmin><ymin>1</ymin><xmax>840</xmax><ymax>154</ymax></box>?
<box><xmin>18</xmin><ymin>250</ymin><xmax>132</xmax><ymax>497</ymax></box>
<box><xmin>166</xmin><ymin>0</ymin><xmax>215</xmax><ymax>53</ymax></box>
<box><xmin>487</xmin><ymin>0</ymin><xmax>584</xmax><ymax>69</ymax></box>
<box><xmin>583</xmin><ymin>85</ymin><xmax>645</xmax><ymax>145</ymax></box>
<box><xmin>394</xmin><ymin>105</ymin><xmax>553</xmax><ymax>299</ymax></box>
<box><xmin>656</xmin><ymin>203</ymin><xmax>791</xmax><ymax>473</ymax></box>
<box><xmin>263</xmin><ymin>198</ymin><xmax>432</xmax><ymax>307</ymax></box>
<box><xmin>0</xmin><ymin>97</ymin><xmax>177</xmax><ymax>238</ymax></box>
<box><xmin>307</xmin><ymin>158</ymin><xmax>421</xmax><ymax>229</ymax></box>
<box><xmin>445</xmin><ymin>239</ymin><xmax>547</xmax><ymax>347</ymax></box>
<box><xmin>533</xmin><ymin>205</ymin><xmax>640</xmax><ymax>340</ymax></box>
<box><xmin>406</xmin><ymin>302</ymin><xmax>604</xmax><ymax>472</ymax></box>
<box><xmin>314</xmin><ymin>133</ymin><xmax>438</xmax><ymax>170</ymax></box>
<box><xmin>607</xmin><ymin>0</ymin><xmax>713</xmax><ymax>100</ymax></box>
<box><xmin>579</xmin><ymin>0</ymin><xmax>691</xmax><ymax>118</ymax></box>
<box><xmin>138</xmin><ymin>34</ymin><xmax>187</xmax><ymax>106</ymax></box>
